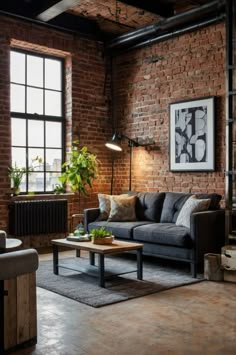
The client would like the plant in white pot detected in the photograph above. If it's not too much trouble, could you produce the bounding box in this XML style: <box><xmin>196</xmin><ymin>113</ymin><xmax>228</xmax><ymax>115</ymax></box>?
<box><xmin>8</xmin><ymin>157</ymin><xmax>43</xmax><ymax>195</ymax></box>
<box><xmin>8</xmin><ymin>164</ymin><xmax>27</xmax><ymax>195</ymax></box>
<box><xmin>58</xmin><ymin>140</ymin><xmax>99</xmax><ymax>213</ymax></box>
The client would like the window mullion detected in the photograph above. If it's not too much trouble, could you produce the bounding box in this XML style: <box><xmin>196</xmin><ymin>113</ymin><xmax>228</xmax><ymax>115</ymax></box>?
<box><xmin>10</xmin><ymin>49</ymin><xmax>64</xmax><ymax>194</ymax></box>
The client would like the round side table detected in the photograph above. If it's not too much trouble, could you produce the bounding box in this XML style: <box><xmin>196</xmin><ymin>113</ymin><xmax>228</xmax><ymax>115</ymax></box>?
<box><xmin>0</xmin><ymin>238</ymin><xmax>22</xmax><ymax>254</ymax></box>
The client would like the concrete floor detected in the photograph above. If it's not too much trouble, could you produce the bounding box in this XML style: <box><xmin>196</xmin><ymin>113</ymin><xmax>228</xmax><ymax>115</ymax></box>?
<box><xmin>12</xmin><ymin>252</ymin><xmax>236</xmax><ymax>355</ymax></box>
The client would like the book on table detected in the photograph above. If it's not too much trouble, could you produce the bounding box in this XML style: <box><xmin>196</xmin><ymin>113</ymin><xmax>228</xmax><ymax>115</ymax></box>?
<box><xmin>66</xmin><ymin>234</ymin><xmax>90</xmax><ymax>242</ymax></box>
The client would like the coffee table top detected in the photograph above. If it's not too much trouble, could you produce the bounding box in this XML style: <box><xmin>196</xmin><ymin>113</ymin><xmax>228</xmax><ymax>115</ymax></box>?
<box><xmin>51</xmin><ymin>238</ymin><xmax>143</xmax><ymax>254</ymax></box>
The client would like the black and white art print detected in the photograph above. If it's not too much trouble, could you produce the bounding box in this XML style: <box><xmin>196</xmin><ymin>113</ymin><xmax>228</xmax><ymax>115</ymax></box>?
<box><xmin>169</xmin><ymin>97</ymin><xmax>215</xmax><ymax>171</ymax></box>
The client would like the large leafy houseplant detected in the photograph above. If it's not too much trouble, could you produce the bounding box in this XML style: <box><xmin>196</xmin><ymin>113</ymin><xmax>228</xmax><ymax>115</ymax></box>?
<box><xmin>59</xmin><ymin>140</ymin><xmax>99</xmax><ymax>198</ymax></box>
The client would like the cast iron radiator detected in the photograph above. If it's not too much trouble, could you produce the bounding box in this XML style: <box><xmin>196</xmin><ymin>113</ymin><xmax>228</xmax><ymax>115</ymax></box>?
<box><xmin>9</xmin><ymin>200</ymin><xmax>68</xmax><ymax>236</ymax></box>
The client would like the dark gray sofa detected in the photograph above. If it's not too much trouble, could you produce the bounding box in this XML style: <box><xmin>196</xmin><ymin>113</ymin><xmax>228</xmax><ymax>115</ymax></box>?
<box><xmin>84</xmin><ymin>192</ymin><xmax>225</xmax><ymax>277</ymax></box>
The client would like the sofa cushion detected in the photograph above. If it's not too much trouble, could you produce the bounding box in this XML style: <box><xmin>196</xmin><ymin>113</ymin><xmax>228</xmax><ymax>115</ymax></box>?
<box><xmin>133</xmin><ymin>223</ymin><xmax>192</xmax><ymax>248</ymax></box>
<box><xmin>176</xmin><ymin>195</ymin><xmax>210</xmax><ymax>228</ymax></box>
<box><xmin>127</xmin><ymin>191</ymin><xmax>165</xmax><ymax>222</ymax></box>
<box><xmin>160</xmin><ymin>192</ymin><xmax>191</xmax><ymax>223</ymax></box>
<box><xmin>136</xmin><ymin>192</ymin><xmax>165</xmax><ymax>222</ymax></box>
<box><xmin>108</xmin><ymin>195</ymin><xmax>137</xmax><ymax>222</ymax></box>
<box><xmin>88</xmin><ymin>221</ymin><xmax>153</xmax><ymax>240</ymax></box>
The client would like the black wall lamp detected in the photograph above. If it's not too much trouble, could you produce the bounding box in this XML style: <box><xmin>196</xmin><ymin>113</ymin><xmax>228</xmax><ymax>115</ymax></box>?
<box><xmin>105</xmin><ymin>132</ymin><xmax>155</xmax><ymax>191</ymax></box>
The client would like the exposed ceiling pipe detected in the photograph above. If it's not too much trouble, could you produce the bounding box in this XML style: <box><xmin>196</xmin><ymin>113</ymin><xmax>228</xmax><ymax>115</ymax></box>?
<box><xmin>106</xmin><ymin>0</ymin><xmax>225</xmax><ymax>50</ymax></box>
<box><xmin>124</xmin><ymin>14</ymin><xmax>225</xmax><ymax>53</ymax></box>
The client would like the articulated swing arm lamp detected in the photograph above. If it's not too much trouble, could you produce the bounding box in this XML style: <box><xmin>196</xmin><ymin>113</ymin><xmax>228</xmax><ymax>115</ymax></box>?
<box><xmin>105</xmin><ymin>132</ymin><xmax>155</xmax><ymax>151</ymax></box>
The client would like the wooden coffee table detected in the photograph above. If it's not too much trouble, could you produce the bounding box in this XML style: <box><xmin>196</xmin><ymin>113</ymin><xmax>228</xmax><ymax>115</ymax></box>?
<box><xmin>51</xmin><ymin>238</ymin><xmax>143</xmax><ymax>287</ymax></box>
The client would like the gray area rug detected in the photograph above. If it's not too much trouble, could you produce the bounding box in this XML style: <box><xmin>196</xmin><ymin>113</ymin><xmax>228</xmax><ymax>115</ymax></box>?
<box><xmin>36</xmin><ymin>254</ymin><xmax>203</xmax><ymax>308</ymax></box>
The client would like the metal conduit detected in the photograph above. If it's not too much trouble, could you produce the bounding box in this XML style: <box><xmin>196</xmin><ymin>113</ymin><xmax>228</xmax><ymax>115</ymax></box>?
<box><xmin>107</xmin><ymin>0</ymin><xmax>226</xmax><ymax>50</ymax></box>
<box><xmin>123</xmin><ymin>14</ymin><xmax>226</xmax><ymax>53</ymax></box>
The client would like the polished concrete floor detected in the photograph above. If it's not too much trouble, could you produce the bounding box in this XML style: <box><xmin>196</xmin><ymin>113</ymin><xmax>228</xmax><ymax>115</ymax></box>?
<box><xmin>12</xmin><ymin>251</ymin><xmax>236</xmax><ymax>355</ymax></box>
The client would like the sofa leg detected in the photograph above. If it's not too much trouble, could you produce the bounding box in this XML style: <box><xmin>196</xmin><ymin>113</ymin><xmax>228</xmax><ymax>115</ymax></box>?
<box><xmin>191</xmin><ymin>263</ymin><xmax>197</xmax><ymax>278</ymax></box>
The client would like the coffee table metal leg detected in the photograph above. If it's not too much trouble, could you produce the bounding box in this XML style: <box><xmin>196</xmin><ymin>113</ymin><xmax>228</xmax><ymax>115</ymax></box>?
<box><xmin>137</xmin><ymin>248</ymin><xmax>143</xmax><ymax>280</ymax></box>
<box><xmin>98</xmin><ymin>254</ymin><xmax>105</xmax><ymax>287</ymax></box>
<box><xmin>53</xmin><ymin>245</ymin><xmax>59</xmax><ymax>275</ymax></box>
<box><xmin>89</xmin><ymin>252</ymin><xmax>95</xmax><ymax>265</ymax></box>
<box><xmin>76</xmin><ymin>250</ymin><xmax>80</xmax><ymax>258</ymax></box>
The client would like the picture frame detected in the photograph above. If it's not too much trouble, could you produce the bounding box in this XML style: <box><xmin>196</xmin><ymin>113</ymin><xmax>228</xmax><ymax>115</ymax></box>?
<box><xmin>169</xmin><ymin>96</ymin><xmax>216</xmax><ymax>172</ymax></box>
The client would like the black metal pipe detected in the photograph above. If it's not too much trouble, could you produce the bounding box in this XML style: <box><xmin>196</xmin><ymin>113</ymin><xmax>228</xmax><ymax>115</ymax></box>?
<box><xmin>122</xmin><ymin>14</ymin><xmax>225</xmax><ymax>53</ymax></box>
<box><xmin>107</xmin><ymin>0</ymin><xmax>225</xmax><ymax>50</ymax></box>
<box><xmin>129</xmin><ymin>144</ymin><xmax>132</xmax><ymax>191</ymax></box>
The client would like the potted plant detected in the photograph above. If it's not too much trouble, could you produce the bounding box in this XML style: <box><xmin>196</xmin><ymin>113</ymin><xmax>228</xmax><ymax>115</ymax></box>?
<box><xmin>8</xmin><ymin>157</ymin><xmax>43</xmax><ymax>195</ymax></box>
<box><xmin>90</xmin><ymin>227</ymin><xmax>114</xmax><ymax>244</ymax></box>
<box><xmin>58</xmin><ymin>140</ymin><xmax>99</xmax><ymax>212</ymax></box>
<box><xmin>8</xmin><ymin>164</ymin><xmax>27</xmax><ymax>195</ymax></box>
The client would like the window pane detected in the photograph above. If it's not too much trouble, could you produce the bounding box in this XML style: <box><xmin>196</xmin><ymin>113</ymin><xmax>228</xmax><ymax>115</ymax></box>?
<box><xmin>28</xmin><ymin>148</ymin><xmax>44</xmax><ymax>171</ymax></box>
<box><xmin>45</xmin><ymin>59</ymin><xmax>62</xmax><ymax>90</ymax></box>
<box><xmin>19</xmin><ymin>175</ymin><xmax>26</xmax><ymax>192</ymax></box>
<box><xmin>45</xmin><ymin>90</ymin><xmax>62</xmax><ymax>116</ymax></box>
<box><xmin>11</xmin><ymin>84</ymin><xmax>25</xmax><ymax>112</ymax></box>
<box><xmin>10</xmin><ymin>51</ymin><xmax>25</xmax><ymax>84</ymax></box>
<box><xmin>12</xmin><ymin>147</ymin><xmax>26</xmax><ymax>168</ymax></box>
<box><xmin>28</xmin><ymin>120</ymin><xmax>44</xmax><ymax>147</ymax></box>
<box><xmin>27</xmin><ymin>87</ymin><xmax>43</xmax><ymax>114</ymax></box>
<box><xmin>28</xmin><ymin>172</ymin><xmax>44</xmax><ymax>192</ymax></box>
<box><xmin>11</xmin><ymin>118</ymin><xmax>26</xmax><ymax>146</ymax></box>
<box><xmin>27</xmin><ymin>55</ymin><xmax>43</xmax><ymax>87</ymax></box>
<box><xmin>46</xmin><ymin>149</ymin><xmax>62</xmax><ymax>171</ymax></box>
<box><xmin>46</xmin><ymin>172</ymin><xmax>61</xmax><ymax>191</ymax></box>
<box><xmin>46</xmin><ymin>122</ymin><xmax>62</xmax><ymax>147</ymax></box>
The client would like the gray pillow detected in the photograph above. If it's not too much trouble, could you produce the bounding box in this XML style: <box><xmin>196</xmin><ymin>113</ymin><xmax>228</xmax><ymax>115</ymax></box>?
<box><xmin>96</xmin><ymin>193</ymin><xmax>111</xmax><ymax>221</ymax></box>
<box><xmin>176</xmin><ymin>195</ymin><xmax>211</xmax><ymax>228</ymax></box>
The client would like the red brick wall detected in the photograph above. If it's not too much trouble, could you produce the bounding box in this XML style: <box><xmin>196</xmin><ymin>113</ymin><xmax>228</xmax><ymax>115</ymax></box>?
<box><xmin>111</xmin><ymin>22</ymin><xmax>226</xmax><ymax>198</ymax></box>
<box><xmin>0</xmin><ymin>15</ymin><xmax>112</xmax><ymax>233</ymax></box>
<box><xmin>0</xmin><ymin>15</ymin><xmax>227</xmax><ymax>239</ymax></box>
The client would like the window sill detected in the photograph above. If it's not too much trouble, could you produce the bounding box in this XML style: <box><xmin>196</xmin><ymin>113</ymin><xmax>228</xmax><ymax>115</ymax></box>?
<box><xmin>10</xmin><ymin>193</ymin><xmax>75</xmax><ymax>201</ymax></box>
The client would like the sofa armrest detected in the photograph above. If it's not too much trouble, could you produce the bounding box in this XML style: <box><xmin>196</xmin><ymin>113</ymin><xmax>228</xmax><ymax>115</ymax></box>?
<box><xmin>190</xmin><ymin>209</ymin><xmax>225</xmax><ymax>263</ymax></box>
<box><xmin>84</xmin><ymin>208</ymin><xmax>100</xmax><ymax>232</ymax></box>
<box><xmin>0</xmin><ymin>249</ymin><xmax>38</xmax><ymax>280</ymax></box>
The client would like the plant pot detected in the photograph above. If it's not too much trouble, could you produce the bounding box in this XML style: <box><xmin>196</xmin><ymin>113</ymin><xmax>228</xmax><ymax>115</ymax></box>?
<box><xmin>91</xmin><ymin>236</ymin><xmax>114</xmax><ymax>245</ymax></box>
<box><xmin>11</xmin><ymin>187</ymin><xmax>20</xmax><ymax>196</ymax></box>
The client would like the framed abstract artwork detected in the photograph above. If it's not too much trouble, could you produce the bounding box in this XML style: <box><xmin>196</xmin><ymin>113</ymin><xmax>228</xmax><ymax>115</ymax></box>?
<box><xmin>169</xmin><ymin>96</ymin><xmax>216</xmax><ymax>171</ymax></box>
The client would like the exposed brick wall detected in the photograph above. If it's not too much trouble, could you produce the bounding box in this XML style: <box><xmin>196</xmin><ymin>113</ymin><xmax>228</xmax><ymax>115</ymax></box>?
<box><xmin>0</xmin><ymin>15</ymin><xmax>227</xmax><ymax>244</ymax></box>
<box><xmin>111</xmin><ymin>22</ymin><xmax>226</xmax><ymax>199</ymax></box>
<box><xmin>0</xmin><ymin>15</ymin><xmax>112</xmax><ymax>235</ymax></box>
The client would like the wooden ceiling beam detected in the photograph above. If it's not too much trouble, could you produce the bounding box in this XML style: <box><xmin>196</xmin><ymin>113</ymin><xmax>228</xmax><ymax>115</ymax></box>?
<box><xmin>36</xmin><ymin>0</ymin><xmax>82</xmax><ymax>22</ymax></box>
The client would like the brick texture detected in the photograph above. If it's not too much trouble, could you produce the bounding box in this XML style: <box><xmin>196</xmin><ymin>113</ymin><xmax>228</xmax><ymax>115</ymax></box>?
<box><xmin>111</xmin><ymin>22</ymin><xmax>226</xmax><ymax>199</ymax></box>
<box><xmin>0</xmin><ymin>15</ymin><xmax>112</xmax><ymax>236</ymax></box>
<box><xmin>0</xmin><ymin>15</ymin><xmax>227</xmax><ymax>246</ymax></box>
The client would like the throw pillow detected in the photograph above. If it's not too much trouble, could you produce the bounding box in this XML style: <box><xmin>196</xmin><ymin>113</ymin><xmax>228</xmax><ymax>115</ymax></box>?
<box><xmin>96</xmin><ymin>193</ymin><xmax>111</xmax><ymax>221</ymax></box>
<box><xmin>176</xmin><ymin>195</ymin><xmax>210</xmax><ymax>229</ymax></box>
<box><xmin>108</xmin><ymin>195</ymin><xmax>137</xmax><ymax>222</ymax></box>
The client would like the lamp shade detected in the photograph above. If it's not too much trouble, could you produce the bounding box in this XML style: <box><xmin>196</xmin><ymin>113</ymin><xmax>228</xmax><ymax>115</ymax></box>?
<box><xmin>105</xmin><ymin>133</ymin><xmax>122</xmax><ymax>151</ymax></box>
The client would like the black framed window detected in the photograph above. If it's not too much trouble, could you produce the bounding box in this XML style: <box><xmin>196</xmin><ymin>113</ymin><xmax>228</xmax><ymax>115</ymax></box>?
<box><xmin>10</xmin><ymin>49</ymin><xmax>65</xmax><ymax>193</ymax></box>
